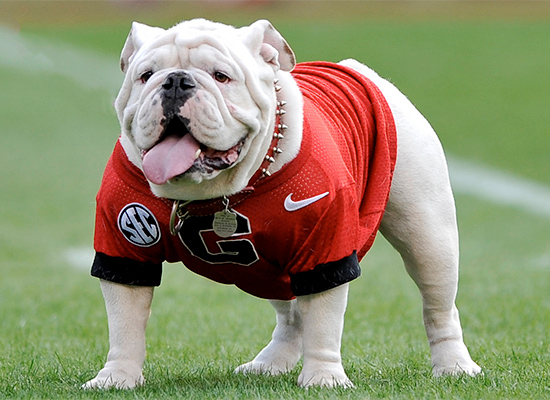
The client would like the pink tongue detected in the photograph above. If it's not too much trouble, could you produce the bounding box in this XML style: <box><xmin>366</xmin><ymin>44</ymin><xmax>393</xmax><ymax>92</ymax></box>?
<box><xmin>142</xmin><ymin>134</ymin><xmax>201</xmax><ymax>185</ymax></box>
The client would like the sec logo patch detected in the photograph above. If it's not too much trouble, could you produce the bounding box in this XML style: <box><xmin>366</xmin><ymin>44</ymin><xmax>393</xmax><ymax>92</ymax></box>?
<box><xmin>118</xmin><ymin>203</ymin><xmax>161</xmax><ymax>247</ymax></box>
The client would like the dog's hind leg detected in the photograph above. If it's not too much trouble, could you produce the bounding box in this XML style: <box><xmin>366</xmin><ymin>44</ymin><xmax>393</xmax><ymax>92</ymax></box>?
<box><xmin>235</xmin><ymin>299</ymin><xmax>303</xmax><ymax>376</ymax></box>
<box><xmin>378</xmin><ymin>116</ymin><xmax>481</xmax><ymax>377</ymax></box>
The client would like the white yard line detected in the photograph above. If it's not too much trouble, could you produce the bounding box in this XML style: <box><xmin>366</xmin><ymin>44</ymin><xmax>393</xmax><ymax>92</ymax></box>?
<box><xmin>448</xmin><ymin>157</ymin><xmax>550</xmax><ymax>219</ymax></box>
<box><xmin>63</xmin><ymin>246</ymin><xmax>96</xmax><ymax>270</ymax></box>
<box><xmin>3</xmin><ymin>26</ymin><xmax>550</xmax><ymax>269</ymax></box>
<box><xmin>0</xmin><ymin>25</ymin><xmax>121</xmax><ymax>94</ymax></box>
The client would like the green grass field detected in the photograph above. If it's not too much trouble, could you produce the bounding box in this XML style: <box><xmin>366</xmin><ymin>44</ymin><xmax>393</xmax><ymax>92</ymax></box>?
<box><xmin>1</xmin><ymin>2</ymin><xmax>550</xmax><ymax>398</ymax></box>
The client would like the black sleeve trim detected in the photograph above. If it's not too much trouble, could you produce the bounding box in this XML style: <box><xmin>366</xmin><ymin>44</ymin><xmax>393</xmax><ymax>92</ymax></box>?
<box><xmin>91</xmin><ymin>252</ymin><xmax>163</xmax><ymax>287</ymax></box>
<box><xmin>290</xmin><ymin>251</ymin><xmax>361</xmax><ymax>296</ymax></box>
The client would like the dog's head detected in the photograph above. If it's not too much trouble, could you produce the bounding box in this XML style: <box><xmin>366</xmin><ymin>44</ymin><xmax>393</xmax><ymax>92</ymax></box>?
<box><xmin>115</xmin><ymin>19</ymin><xmax>295</xmax><ymax>200</ymax></box>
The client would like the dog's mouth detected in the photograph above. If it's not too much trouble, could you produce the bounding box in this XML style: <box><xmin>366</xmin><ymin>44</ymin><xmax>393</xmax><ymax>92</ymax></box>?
<box><xmin>141</xmin><ymin>117</ymin><xmax>245</xmax><ymax>185</ymax></box>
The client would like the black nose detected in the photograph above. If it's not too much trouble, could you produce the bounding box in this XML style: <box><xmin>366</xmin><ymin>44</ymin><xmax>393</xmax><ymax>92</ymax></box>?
<box><xmin>161</xmin><ymin>71</ymin><xmax>196</xmax><ymax>98</ymax></box>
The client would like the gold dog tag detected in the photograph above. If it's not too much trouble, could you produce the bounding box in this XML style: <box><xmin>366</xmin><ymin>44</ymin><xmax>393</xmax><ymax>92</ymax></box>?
<box><xmin>213</xmin><ymin>210</ymin><xmax>238</xmax><ymax>238</ymax></box>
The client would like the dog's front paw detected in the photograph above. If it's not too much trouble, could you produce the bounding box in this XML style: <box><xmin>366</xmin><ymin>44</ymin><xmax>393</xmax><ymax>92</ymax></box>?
<box><xmin>82</xmin><ymin>368</ymin><xmax>144</xmax><ymax>390</ymax></box>
<box><xmin>297</xmin><ymin>366</ymin><xmax>354</xmax><ymax>388</ymax></box>
<box><xmin>431</xmin><ymin>340</ymin><xmax>482</xmax><ymax>377</ymax></box>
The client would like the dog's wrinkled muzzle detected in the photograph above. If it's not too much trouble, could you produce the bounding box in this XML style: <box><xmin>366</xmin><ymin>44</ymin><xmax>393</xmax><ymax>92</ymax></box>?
<box><xmin>141</xmin><ymin>70</ymin><xmax>245</xmax><ymax>185</ymax></box>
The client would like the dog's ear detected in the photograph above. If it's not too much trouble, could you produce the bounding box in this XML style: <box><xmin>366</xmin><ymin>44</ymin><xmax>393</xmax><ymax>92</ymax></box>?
<box><xmin>245</xmin><ymin>20</ymin><xmax>296</xmax><ymax>72</ymax></box>
<box><xmin>120</xmin><ymin>22</ymin><xmax>165</xmax><ymax>73</ymax></box>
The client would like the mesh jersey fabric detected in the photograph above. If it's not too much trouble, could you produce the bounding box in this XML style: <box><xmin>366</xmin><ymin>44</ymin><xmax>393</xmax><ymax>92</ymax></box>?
<box><xmin>92</xmin><ymin>61</ymin><xmax>397</xmax><ymax>300</ymax></box>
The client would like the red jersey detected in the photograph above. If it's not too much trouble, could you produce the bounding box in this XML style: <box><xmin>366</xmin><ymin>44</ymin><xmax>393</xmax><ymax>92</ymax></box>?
<box><xmin>92</xmin><ymin>62</ymin><xmax>397</xmax><ymax>300</ymax></box>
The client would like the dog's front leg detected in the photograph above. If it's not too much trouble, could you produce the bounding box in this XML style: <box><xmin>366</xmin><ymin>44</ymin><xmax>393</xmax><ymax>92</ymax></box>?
<box><xmin>83</xmin><ymin>279</ymin><xmax>153</xmax><ymax>389</ymax></box>
<box><xmin>297</xmin><ymin>283</ymin><xmax>354</xmax><ymax>388</ymax></box>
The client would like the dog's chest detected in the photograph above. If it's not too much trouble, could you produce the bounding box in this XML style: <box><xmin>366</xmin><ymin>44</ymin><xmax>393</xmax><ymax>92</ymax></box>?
<box><xmin>94</xmin><ymin>62</ymin><xmax>397</xmax><ymax>300</ymax></box>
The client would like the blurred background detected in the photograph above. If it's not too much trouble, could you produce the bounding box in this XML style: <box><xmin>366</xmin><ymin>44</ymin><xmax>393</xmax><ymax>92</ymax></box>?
<box><xmin>1</xmin><ymin>1</ymin><xmax>549</xmax><ymax>397</ymax></box>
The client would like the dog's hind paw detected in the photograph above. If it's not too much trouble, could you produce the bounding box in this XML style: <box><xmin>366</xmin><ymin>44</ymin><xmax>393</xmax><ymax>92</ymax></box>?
<box><xmin>234</xmin><ymin>360</ymin><xmax>291</xmax><ymax>376</ymax></box>
<box><xmin>430</xmin><ymin>340</ymin><xmax>482</xmax><ymax>377</ymax></box>
<box><xmin>82</xmin><ymin>369</ymin><xmax>144</xmax><ymax>390</ymax></box>
<box><xmin>432</xmin><ymin>361</ymin><xmax>482</xmax><ymax>377</ymax></box>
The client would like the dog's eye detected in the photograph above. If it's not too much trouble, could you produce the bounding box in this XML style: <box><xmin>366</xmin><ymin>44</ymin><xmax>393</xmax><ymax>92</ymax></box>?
<box><xmin>140</xmin><ymin>71</ymin><xmax>154</xmax><ymax>84</ymax></box>
<box><xmin>213</xmin><ymin>71</ymin><xmax>230</xmax><ymax>83</ymax></box>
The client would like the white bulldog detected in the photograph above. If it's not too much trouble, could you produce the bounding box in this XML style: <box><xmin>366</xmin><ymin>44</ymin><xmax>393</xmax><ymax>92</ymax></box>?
<box><xmin>84</xmin><ymin>19</ymin><xmax>481</xmax><ymax>389</ymax></box>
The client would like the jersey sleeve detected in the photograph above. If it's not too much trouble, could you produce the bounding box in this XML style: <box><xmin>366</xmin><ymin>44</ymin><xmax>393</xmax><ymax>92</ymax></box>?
<box><xmin>287</xmin><ymin>183</ymin><xmax>362</xmax><ymax>296</ymax></box>
<box><xmin>91</xmin><ymin>252</ymin><xmax>163</xmax><ymax>286</ymax></box>
<box><xmin>91</xmin><ymin>153</ymin><xmax>166</xmax><ymax>287</ymax></box>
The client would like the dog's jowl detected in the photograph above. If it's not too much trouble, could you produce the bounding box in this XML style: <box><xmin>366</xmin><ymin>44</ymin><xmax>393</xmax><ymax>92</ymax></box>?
<box><xmin>84</xmin><ymin>19</ymin><xmax>481</xmax><ymax>389</ymax></box>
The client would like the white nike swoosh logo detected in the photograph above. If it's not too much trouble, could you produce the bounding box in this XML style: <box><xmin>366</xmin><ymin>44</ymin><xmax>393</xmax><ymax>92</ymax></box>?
<box><xmin>284</xmin><ymin>191</ymin><xmax>330</xmax><ymax>212</ymax></box>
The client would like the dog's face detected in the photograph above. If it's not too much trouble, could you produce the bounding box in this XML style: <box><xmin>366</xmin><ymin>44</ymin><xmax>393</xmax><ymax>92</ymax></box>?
<box><xmin>115</xmin><ymin>19</ymin><xmax>295</xmax><ymax>200</ymax></box>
